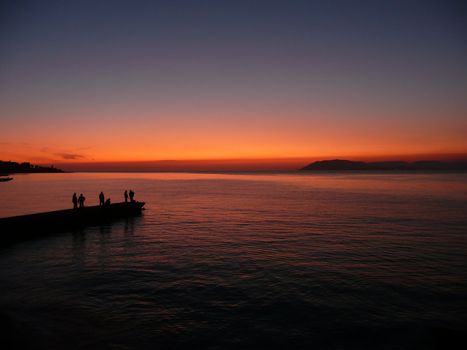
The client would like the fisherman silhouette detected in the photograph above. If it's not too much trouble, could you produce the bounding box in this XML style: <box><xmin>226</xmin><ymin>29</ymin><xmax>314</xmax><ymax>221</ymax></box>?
<box><xmin>72</xmin><ymin>193</ymin><xmax>78</xmax><ymax>209</ymax></box>
<box><xmin>99</xmin><ymin>191</ymin><xmax>105</xmax><ymax>206</ymax></box>
<box><xmin>78</xmin><ymin>193</ymin><xmax>86</xmax><ymax>208</ymax></box>
<box><xmin>129</xmin><ymin>190</ymin><xmax>135</xmax><ymax>202</ymax></box>
<box><xmin>124</xmin><ymin>190</ymin><xmax>128</xmax><ymax>203</ymax></box>
<box><xmin>105</xmin><ymin>198</ymin><xmax>111</xmax><ymax>206</ymax></box>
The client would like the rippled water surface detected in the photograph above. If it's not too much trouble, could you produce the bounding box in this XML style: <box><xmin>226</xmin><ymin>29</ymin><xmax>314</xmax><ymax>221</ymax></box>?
<box><xmin>1</xmin><ymin>172</ymin><xmax>466</xmax><ymax>349</ymax></box>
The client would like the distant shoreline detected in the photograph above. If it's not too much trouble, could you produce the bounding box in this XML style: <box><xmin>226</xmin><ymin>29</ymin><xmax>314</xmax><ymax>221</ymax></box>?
<box><xmin>301</xmin><ymin>159</ymin><xmax>467</xmax><ymax>172</ymax></box>
<box><xmin>0</xmin><ymin>160</ymin><xmax>64</xmax><ymax>175</ymax></box>
<box><xmin>3</xmin><ymin>159</ymin><xmax>467</xmax><ymax>174</ymax></box>
<box><xmin>5</xmin><ymin>169</ymin><xmax>467</xmax><ymax>175</ymax></box>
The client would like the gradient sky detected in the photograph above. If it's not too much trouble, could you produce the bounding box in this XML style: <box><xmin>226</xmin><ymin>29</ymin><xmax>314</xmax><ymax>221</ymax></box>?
<box><xmin>1</xmin><ymin>0</ymin><xmax>466</xmax><ymax>169</ymax></box>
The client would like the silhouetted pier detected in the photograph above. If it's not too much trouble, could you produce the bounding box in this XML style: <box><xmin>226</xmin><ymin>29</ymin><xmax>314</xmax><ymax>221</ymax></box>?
<box><xmin>0</xmin><ymin>201</ymin><xmax>145</xmax><ymax>244</ymax></box>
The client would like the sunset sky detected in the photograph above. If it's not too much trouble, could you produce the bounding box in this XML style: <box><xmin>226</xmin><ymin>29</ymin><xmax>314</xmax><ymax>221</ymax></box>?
<box><xmin>1</xmin><ymin>0</ymin><xmax>466</xmax><ymax>170</ymax></box>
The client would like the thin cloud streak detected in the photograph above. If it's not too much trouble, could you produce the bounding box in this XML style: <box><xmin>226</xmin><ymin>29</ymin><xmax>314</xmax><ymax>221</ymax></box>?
<box><xmin>54</xmin><ymin>152</ymin><xmax>85</xmax><ymax>160</ymax></box>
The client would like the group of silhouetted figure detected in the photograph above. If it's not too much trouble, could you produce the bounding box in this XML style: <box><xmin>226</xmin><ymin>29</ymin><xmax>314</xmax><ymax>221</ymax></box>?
<box><xmin>72</xmin><ymin>189</ymin><xmax>135</xmax><ymax>209</ymax></box>
<box><xmin>72</xmin><ymin>193</ymin><xmax>86</xmax><ymax>209</ymax></box>
<box><xmin>124</xmin><ymin>189</ymin><xmax>135</xmax><ymax>203</ymax></box>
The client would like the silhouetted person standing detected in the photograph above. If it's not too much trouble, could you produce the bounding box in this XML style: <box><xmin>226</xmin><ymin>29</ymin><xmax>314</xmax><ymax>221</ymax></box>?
<box><xmin>99</xmin><ymin>191</ymin><xmax>105</xmax><ymax>206</ymax></box>
<box><xmin>78</xmin><ymin>193</ymin><xmax>86</xmax><ymax>208</ymax></box>
<box><xmin>72</xmin><ymin>193</ymin><xmax>78</xmax><ymax>209</ymax></box>
<box><xmin>129</xmin><ymin>189</ymin><xmax>135</xmax><ymax>202</ymax></box>
<box><xmin>124</xmin><ymin>190</ymin><xmax>128</xmax><ymax>203</ymax></box>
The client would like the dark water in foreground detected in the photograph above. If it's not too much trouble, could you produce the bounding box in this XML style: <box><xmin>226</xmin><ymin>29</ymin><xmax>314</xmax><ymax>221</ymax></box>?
<box><xmin>1</xmin><ymin>172</ymin><xmax>466</xmax><ymax>349</ymax></box>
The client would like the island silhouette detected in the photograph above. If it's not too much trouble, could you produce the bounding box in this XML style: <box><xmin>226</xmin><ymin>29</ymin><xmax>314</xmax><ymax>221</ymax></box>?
<box><xmin>301</xmin><ymin>159</ymin><xmax>467</xmax><ymax>171</ymax></box>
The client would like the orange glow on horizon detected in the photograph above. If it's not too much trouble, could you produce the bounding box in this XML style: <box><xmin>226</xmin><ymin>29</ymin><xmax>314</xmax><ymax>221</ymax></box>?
<box><xmin>1</xmin><ymin>102</ymin><xmax>466</xmax><ymax>170</ymax></box>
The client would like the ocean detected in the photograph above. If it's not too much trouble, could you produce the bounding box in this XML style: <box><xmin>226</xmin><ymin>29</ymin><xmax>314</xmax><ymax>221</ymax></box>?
<box><xmin>1</xmin><ymin>172</ymin><xmax>466</xmax><ymax>349</ymax></box>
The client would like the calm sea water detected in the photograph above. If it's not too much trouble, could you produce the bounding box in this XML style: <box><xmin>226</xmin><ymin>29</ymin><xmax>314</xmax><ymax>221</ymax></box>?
<box><xmin>1</xmin><ymin>172</ymin><xmax>466</xmax><ymax>349</ymax></box>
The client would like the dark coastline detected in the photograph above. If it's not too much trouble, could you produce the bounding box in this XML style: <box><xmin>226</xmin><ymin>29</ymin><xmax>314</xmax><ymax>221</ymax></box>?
<box><xmin>301</xmin><ymin>159</ymin><xmax>467</xmax><ymax>171</ymax></box>
<box><xmin>0</xmin><ymin>160</ymin><xmax>63</xmax><ymax>175</ymax></box>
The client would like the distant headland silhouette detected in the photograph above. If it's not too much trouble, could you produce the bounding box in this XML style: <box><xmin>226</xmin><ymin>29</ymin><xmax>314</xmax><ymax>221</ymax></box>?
<box><xmin>301</xmin><ymin>159</ymin><xmax>467</xmax><ymax>171</ymax></box>
<box><xmin>0</xmin><ymin>160</ymin><xmax>63</xmax><ymax>174</ymax></box>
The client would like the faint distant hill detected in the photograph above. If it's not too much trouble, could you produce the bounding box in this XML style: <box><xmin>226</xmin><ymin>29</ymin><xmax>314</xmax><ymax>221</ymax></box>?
<box><xmin>0</xmin><ymin>160</ymin><xmax>64</xmax><ymax>174</ymax></box>
<box><xmin>301</xmin><ymin>159</ymin><xmax>467</xmax><ymax>171</ymax></box>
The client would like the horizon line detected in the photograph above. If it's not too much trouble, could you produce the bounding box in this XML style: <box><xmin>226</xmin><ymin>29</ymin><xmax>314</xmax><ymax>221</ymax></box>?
<box><xmin>28</xmin><ymin>153</ymin><xmax>467</xmax><ymax>172</ymax></box>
